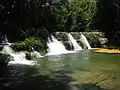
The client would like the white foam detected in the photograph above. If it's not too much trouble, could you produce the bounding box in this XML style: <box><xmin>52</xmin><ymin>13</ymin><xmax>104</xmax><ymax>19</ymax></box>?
<box><xmin>31</xmin><ymin>51</ymin><xmax>44</xmax><ymax>58</ymax></box>
<box><xmin>8</xmin><ymin>52</ymin><xmax>35</xmax><ymax>65</ymax></box>
<box><xmin>46</xmin><ymin>35</ymin><xmax>69</xmax><ymax>55</ymax></box>
<box><xmin>80</xmin><ymin>34</ymin><xmax>92</xmax><ymax>49</ymax></box>
<box><xmin>1</xmin><ymin>46</ymin><xmax>35</xmax><ymax>65</ymax></box>
<box><xmin>67</xmin><ymin>33</ymin><xmax>82</xmax><ymax>50</ymax></box>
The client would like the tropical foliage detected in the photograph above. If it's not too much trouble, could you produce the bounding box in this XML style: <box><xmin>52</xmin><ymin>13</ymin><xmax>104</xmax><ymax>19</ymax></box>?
<box><xmin>0</xmin><ymin>0</ymin><xmax>96</xmax><ymax>40</ymax></box>
<box><xmin>0</xmin><ymin>0</ymin><xmax>120</xmax><ymax>45</ymax></box>
<box><xmin>11</xmin><ymin>37</ymin><xmax>47</xmax><ymax>53</ymax></box>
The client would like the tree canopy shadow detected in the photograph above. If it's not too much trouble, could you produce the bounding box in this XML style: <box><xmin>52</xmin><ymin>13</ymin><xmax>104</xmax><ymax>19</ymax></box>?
<box><xmin>4</xmin><ymin>74</ymin><xmax>107</xmax><ymax>90</ymax></box>
<box><xmin>71</xmin><ymin>83</ymin><xmax>108</xmax><ymax>90</ymax></box>
<box><xmin>1</xmin><ymin>64</ymin><xmax>108</xmax><ymax>90</ymax></box>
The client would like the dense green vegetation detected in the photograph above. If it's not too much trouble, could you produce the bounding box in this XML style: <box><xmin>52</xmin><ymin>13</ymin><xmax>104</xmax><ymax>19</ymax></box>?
<box><xmin>11</xmin><ymin>37</ymin><xmax>47</xmax><ymax>54</ymax></box>
<box><xmin>52</xmin><ymin>0</ymin><xmax>96</xmax><ymax>32</ymax></box>
<box><xmin>0</xmin><ymin>0</ymin><xmax>120</xmax><ymax>45</ymax></box>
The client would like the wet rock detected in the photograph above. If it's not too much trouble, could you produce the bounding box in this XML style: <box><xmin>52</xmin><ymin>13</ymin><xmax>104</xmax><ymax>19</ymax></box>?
<box><xmin>63</xmin><ymin>41</ymin><xmax>74</xmax><ymax>50</ymax></box>
<box><xmin>99</xmin><ymin>38</ymin><xmax>108</xmax><ymax>46</ymax></box>
<box><xmin>55</xmin><ymin>32</ymin><xmax>69</xmax><ymax>41</ymax></box>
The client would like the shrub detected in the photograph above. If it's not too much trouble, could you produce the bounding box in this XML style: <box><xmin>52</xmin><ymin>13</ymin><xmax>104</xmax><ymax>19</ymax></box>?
<box><xmin>11</xmin><ymin>37</ymin><xmax>47</xmax><ymax>55</ymax></box>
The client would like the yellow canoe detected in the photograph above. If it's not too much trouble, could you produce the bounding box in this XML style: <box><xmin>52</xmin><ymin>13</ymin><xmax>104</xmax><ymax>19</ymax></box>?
<box><xmin>93</xmin><ymin>48</ymin><xmax>120</xmax><ymax>54</ymax></box>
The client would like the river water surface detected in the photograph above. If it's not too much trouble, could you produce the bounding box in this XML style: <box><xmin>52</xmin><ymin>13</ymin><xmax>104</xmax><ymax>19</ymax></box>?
<box><xmin>2</xmin><ymin>50</ymin><xmax>120</xmax><ymax>90</ymax></box>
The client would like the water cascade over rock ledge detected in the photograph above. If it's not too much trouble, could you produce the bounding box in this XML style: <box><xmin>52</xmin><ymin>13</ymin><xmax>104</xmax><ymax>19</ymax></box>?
<box><xmin>46</xmin><ymin>32</ymin><xmax>92</xmax><ymax>56</ymax></box>
<box><xmin>0</xmin><ymin>32</ymin><xmax>106</xmax><ymax>65</ymax></box>
<box><xmin>46</xmin><ymin>35</ymin><xmax>73</xmax><ymax>56</ymax></box>
<box><xmin>79</xmin><ymin>33</ymin><xmax>92</xmax><ymax>49</ymax></box>
<box><xmin>67</xmin><ymin>33</ymin><xmax>82</xmax><ymax>51</ymax></box>
<box><xmin>0</xmin><ymin>45</ymin><xmax>35</xmax><ymax>65</ymax></box>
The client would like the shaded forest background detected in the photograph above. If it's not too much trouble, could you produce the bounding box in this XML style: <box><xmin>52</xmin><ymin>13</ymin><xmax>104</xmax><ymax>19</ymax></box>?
<box><xmin>0</xmin><ymin>0</ymin><xmax>120</xmax><ymax>45</ymax></box>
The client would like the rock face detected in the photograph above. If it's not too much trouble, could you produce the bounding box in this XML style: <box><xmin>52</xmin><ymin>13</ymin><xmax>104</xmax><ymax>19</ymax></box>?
<box><xmin>63</xmin><ymin>41</ymin><xmax>74</xmax><ymax>50</ymax></box>
<box><xmin>54</xmin><ymin>32</ymin><xmax>74</xmax><ymax>50</ymax></box>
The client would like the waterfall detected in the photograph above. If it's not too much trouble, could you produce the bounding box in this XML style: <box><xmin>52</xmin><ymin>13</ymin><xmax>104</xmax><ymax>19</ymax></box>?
<box><xmin>67</xmin><ymin>33</ymin><xmax>82</xmax><ymax>50</ymax></box>
<box><xmin>1</xmin><ymin>45</ymin><xmax>34</xmax><ymax>65</ymax></box>
<box><xmin>80</xmin><ymin>34</ymin><xmax>91</xmax><ymax>49</ymax></box>
<box><xmin>46</xmin><ymin>35</ymin><xmax>69</xmax><ymax>55</ymax></box>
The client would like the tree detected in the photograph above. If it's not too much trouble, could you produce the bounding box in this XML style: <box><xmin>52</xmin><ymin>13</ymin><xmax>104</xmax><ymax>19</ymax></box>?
<box><xmin>0</xmin><ymin>0</ymin><xmax>97</xmax><ymax>41</ymax></box>
<box><xmin>52</xmin><ymin>0</ymin><xmax>96</xmax><ymax>32</ymax></box>
<box><xmin>91</xmin><ymin>0</ymin><xmax>120</xmax><ymax>44</ymax></box>
<box><xmin>0</xmin><ymin>0</ymin><xmax>57</xmax><ymax>41</ymax></box>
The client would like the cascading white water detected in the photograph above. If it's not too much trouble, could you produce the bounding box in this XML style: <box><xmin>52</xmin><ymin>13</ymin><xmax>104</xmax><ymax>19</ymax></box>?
<box><xmin>46</xmin><ymin>35</ymin><xmax>69</xmax><ymax>55</ymax></box>
<box><xmin>9</xmin><ymin>52</ymin><xmax>34</xmax><ymax>65</ymax></box>
<box><xmin>1</xmin><ymin>45</ymin><xmax>14</xmax><ymax>54</ymax></box>
<box><xmin>80</xmin><ymin>34</ymin><xmax>92</xmax><ymax>49</ymax></box>
<box><xmin>31</xmin><ymin>51</ymin><xmax>43</xmax><ymax>58</ymax></box>
<box><xmin>67</xmin><ymin>33</ymin><xmax>82</xmax><ymax>50</ymax></box>
<box><xmin>1</xmin><ymin>45</ymin><xmax>34</xmax><ymax>65</ymax></box>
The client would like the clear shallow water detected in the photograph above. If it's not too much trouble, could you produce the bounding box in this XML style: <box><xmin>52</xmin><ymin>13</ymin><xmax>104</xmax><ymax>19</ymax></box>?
<box><xmin>2</xmin><ymin>50</ymin><xmax>120</xmax><ymax>90</ymax></box>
